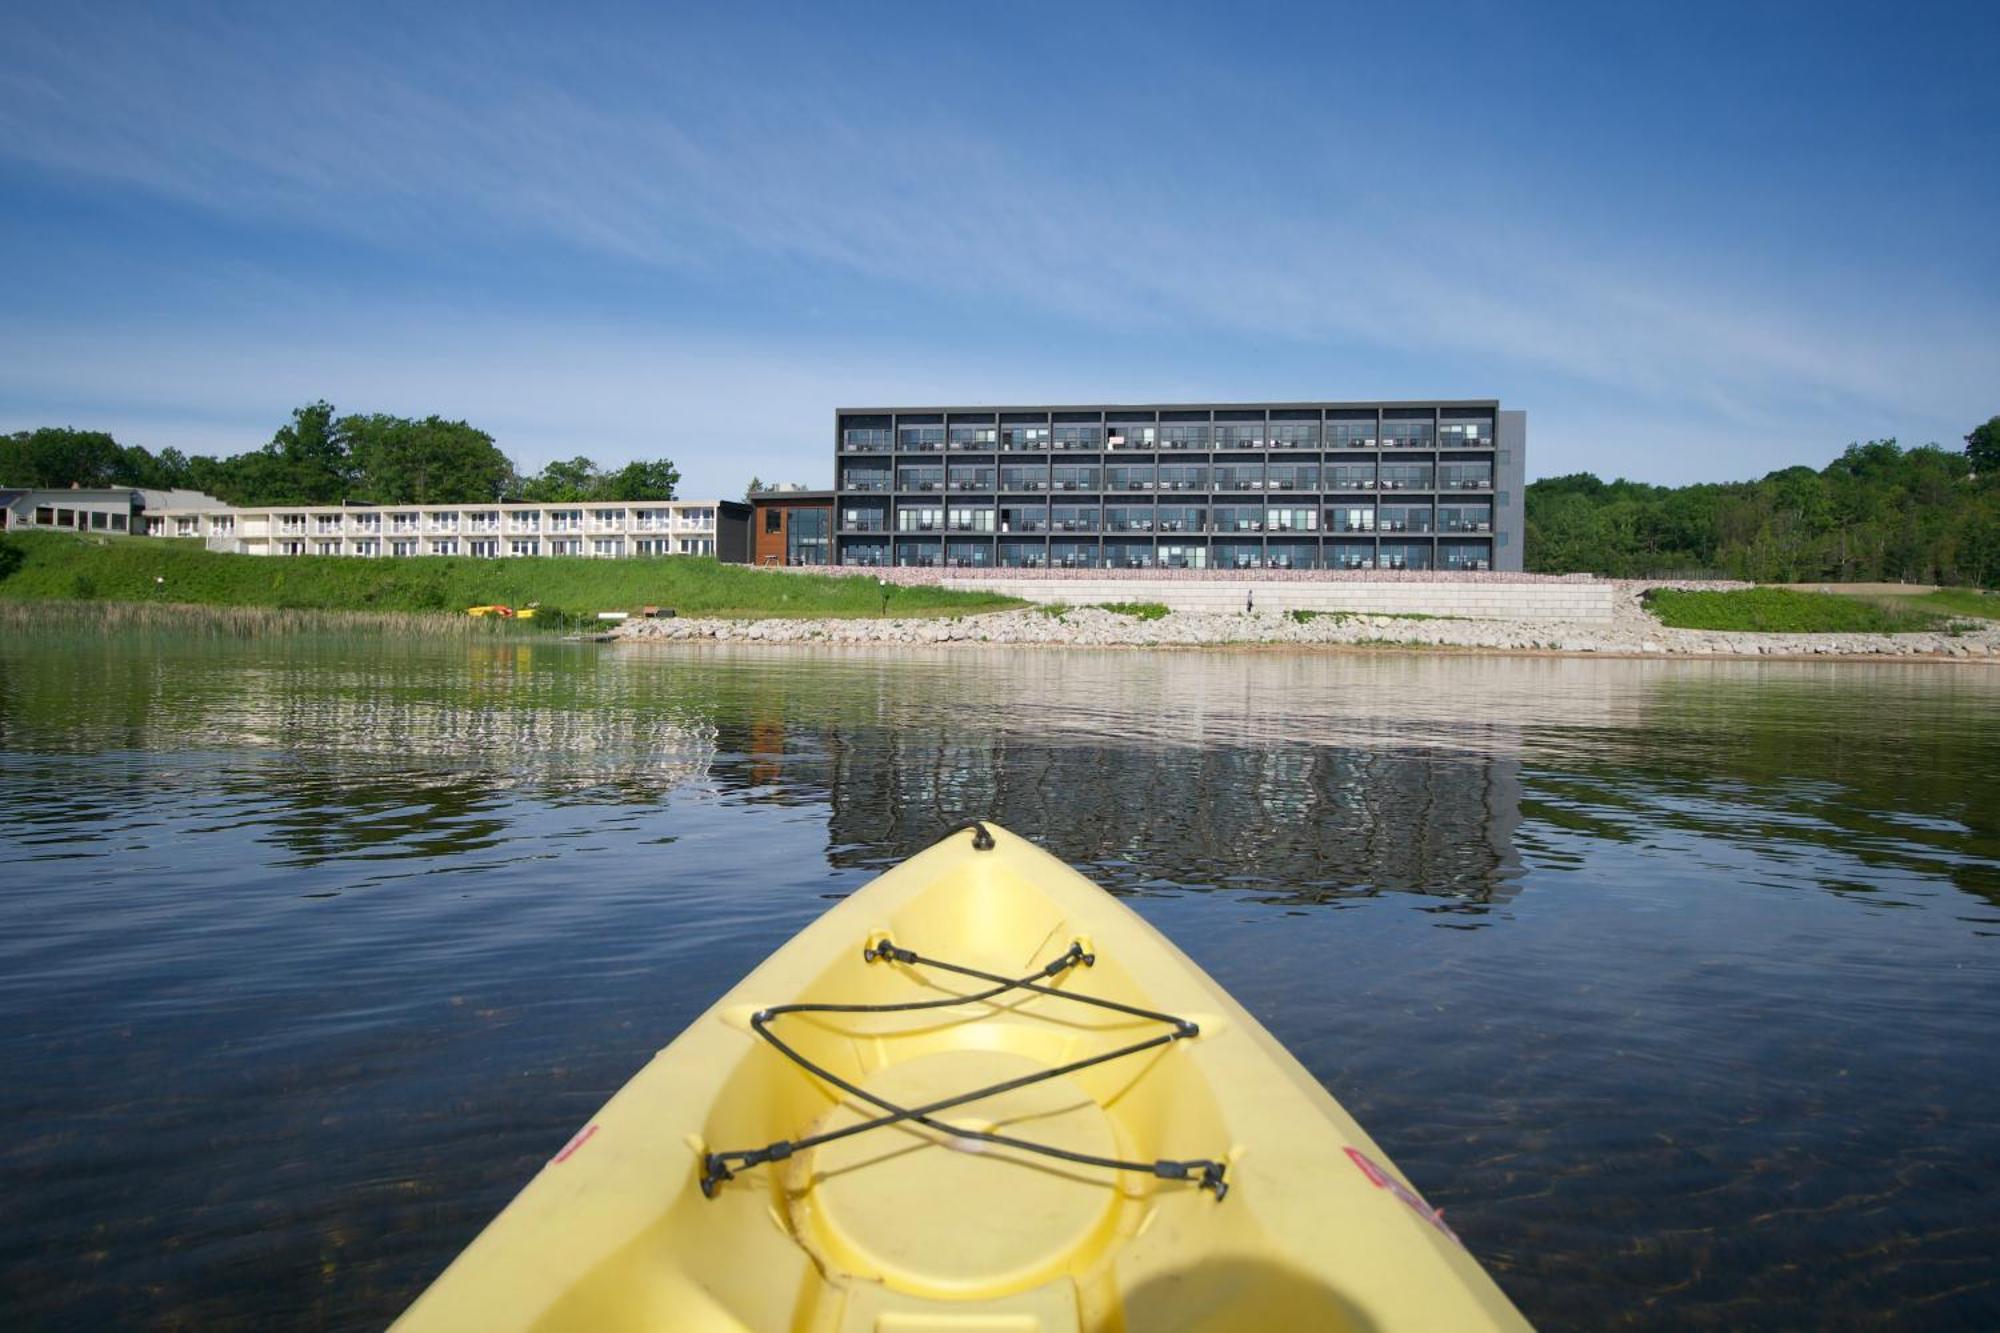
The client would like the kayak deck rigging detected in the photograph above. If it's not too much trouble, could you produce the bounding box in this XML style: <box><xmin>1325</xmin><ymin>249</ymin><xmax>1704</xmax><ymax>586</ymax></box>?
<box><xmin>700</xmin><ymin>936</ymin><xmax>1230</xmax><ymax>1200</ymax></box>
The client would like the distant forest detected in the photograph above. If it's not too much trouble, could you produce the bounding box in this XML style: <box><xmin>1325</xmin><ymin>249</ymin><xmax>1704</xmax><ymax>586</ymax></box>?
<box><xmin>9</xmin><ymin>406</ymin><xmax>1999</xmax><ymax>585</ymax></box>
<box><xmin>1</xmin><ymin>401</ymin><xmax>679</xmax><ymax>506</ymax></box>
<box><xmin>1528</xmin><ymin>419</ymin><xmax>2000</xmax><ymax>586</ymax></box>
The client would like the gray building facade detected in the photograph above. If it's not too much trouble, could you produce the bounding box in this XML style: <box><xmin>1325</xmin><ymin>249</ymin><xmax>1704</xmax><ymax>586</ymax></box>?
<box><xmin>833</xmin><ymin>401</ymin><xmax>1524</xmax><ymax>572</ymax></box>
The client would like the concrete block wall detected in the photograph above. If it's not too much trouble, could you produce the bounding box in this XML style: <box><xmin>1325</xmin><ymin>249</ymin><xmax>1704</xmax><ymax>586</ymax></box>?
<box><xmin>939</xmin><ymin>577</ymin><xmax>1616</xmax><ymax>624</ymax></box>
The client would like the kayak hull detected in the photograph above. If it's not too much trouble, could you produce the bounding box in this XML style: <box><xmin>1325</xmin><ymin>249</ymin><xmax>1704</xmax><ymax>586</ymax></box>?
<box><xmin>396</xmin><ymin>823</ymin><xmax>1530</xmax><ymax>1331</ymax></box>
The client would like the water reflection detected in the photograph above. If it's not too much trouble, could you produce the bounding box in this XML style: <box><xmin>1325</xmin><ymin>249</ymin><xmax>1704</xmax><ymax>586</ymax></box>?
<box><xmin>2</xmin><ymin>633</ymin><xmax>1998</xmax><ymax>1330</ymax></box>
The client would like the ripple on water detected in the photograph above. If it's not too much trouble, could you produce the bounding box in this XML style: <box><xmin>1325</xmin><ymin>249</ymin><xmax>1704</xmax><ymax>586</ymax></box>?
<box><xmin>0</xmin><ymin>636</ymin><xmax>1997</xmax><ymax>1329</ymax></box>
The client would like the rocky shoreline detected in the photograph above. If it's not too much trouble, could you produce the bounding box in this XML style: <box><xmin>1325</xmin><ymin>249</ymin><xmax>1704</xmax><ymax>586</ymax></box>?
<box><xmin>614</xmin><ymin>584</ymin><xmax>1999</xmax><ymax>660</ymax></box>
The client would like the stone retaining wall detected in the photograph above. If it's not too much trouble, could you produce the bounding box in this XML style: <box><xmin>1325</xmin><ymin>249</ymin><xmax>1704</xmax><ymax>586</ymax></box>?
<box><xmin>935</xmin><ymin>576</ymin><xmax>1617</xmax><ymax>623</ymax></box>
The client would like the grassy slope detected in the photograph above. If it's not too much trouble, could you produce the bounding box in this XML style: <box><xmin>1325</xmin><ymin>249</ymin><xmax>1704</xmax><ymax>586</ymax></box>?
<box><xmin>1644</xmin><ymin>586</ymin><xmax>1951</xmax><ymax>633</ymax></box>
<box><xmin>0</xmin><ymin>531</ymin><xmax>1019</xmax><ymax>619</ymax></box>
<box><xmin>1867</xmin><ymin>588</ymin><xmax>2000</xmax><ymax>621</ymax></box>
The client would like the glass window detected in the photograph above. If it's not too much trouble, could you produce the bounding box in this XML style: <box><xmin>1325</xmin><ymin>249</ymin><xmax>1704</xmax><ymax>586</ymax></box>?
<box><xmin>1214</xmin><ymin>540</ymin><xmax>1264</xmax><ymax>569</ymax></box>
<box><xmin>1381</xmin><ymin>418</ymin><xmax>1436</xmax><ymax>449</ymax></box>
<box><xmin>944</xmin><ymin>539</ymin><xmax>992</xmax><ymax>568</ymax></box>
<box><xmin>1327</xmin><ymin>419</ymin><xmax>1377</xmax><ymax>448</ymax></box>
<box><xmin>947</xmin><ymin>464</ymin><xmax>995</xmax><ymax>491</ymax></box>
<box><xmin>841</xmin><ymin>541</ymin><xmax>888</xmax><ymax>567</ymax></box>
<box><xmin>999</xmin><ymin>463</ymin><xmax>1048</xmax><ymax>491</ymax></box>
<box><xmin>1157</xmin><ymin>464</ymin><xmax>1208</xmax><ymax>491</ymax></box>
<box><xmin>998</xmin><ymin>539</ymin><xmax>1047</xmax><ymax>568</ymax></box>
<box><xmin>1105</xmin><ymin>505</ymin><xmax>1154</xmax><ymax>532</ymax></box>
<box><xmin>1268</xmin><ymin>421</ymin><xmax>1319</xmax><ymax>449</ymax></box>
<box><xmin>1264</xmin><ymin>506</ymin><xmax>1317</xmax><ymax>532</ymax></box>
<box><xmin>1106</xmin><ymin>424</ymin><xmax>1157</xmax><ymax>450</ymax></box>
<box><xmin>897</xmin><ymin>506</ymin><xmax>943</xmax><ymax>533</ymax></box>
<box><xmin>1212</xmin><ymin>463</ymin><xmax>1264</xmax><ymax>490</ymax></box>
<box><xmin>787</xmin><ymin>509</ymin><xmax>830</xmax><ymax>565</ymax></box>
<box><xmin>1106</xmin><ymin>463</ymin><xmax>1156</xmax><ymax>490</ymax></box>
<box><xmin>1328</xmin><ymin>505</ymin><xmax>1375</xmax><ymax>534</ymax></box>
<box><xmin>1052</xmin><ymin>424</ymin><xmax>1101</xmax><ymax>451</ymax></box>
<box><xmin>999</xmin><ymin>504</ymin><xmax>1047</xmax><ymax>533</ymax></box>
<box><xmin>898</xmin><ymin>425</ymin><xmax>944</xmax><ymax>452</ymax></box>
<box><xmin>1215</xmin><ymin>423</ymin><xmax>1264</xmax><ymax>449</ymax></box>
<box><xmin>1159</xmin><ymin>423</ymin><xmax>1209</xmax><ymax>451</ymax></box>
<box><xmin>1157</xmin><ymin>543</ymin><xmax>1208</xmax><ymax>569</ymax></box>
<box><xmin>1050</xmin><ymin>504</ymin><xmax>1098</xmax><ymax>533</ymax></box>
<box><xmin>1441</xmin><ymin>417</ymin><xmax>1494</xmax><ymax>447</ymax></box>
<box><xmin>948</xmin><ymin>423</ymin><xmax>996</xmax><ymax>451</ymax></box>
<box><xmin>1265</xmin><ymin>542</ymin><xmax>1319</xmax><ymax>570</ymax></box>
<box><xmin>1104</xmin><ymin>540</ymin><xmax>1155</xmax><ymax>568</ymax></box>
<box><xmin>1000</xmin><ymin>423</ymin><xmax>1050</xmax><ymax>451</ymax></box>
<box><xmin>842</xmin><ymin>427</ymin><xmax>891</xmax><ymax>452</ymax></box>
<box><xmin>765</xmin><ymin>509</ymin><xmax>783</xmax><ymax>533</ymax></box>
<box><xmin>1378</xmin><ymin>504</ymin><xmax>1432</xmax><ymax>534</ymax></box>
<box><xmin>1328</xmin><ymin>540</ymin><xmax>1375</xmax><ymax>570</ymax></box>
<box><xmin>1213</xmin><ymin>504</ymin><xmax>1264</xmax><ymax>532</ymax></box>
<box><xmin>1156</xmin><ymin>504</ymin><xmax>1204</xmax><ymax>534</ymax></box>
<box><xmin>1051</xmin><ymin>540</ymin><xmax>1100</xmax><ymax>568</ymax></box>
<box><xmin>1441</xmin><ymin>540</ymin><xmax>1492</xmax><ymax>570</ymax></box>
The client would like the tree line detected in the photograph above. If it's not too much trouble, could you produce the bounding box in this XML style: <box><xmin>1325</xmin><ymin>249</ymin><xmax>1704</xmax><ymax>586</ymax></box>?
<box><xmin>2</xmin><ymin>402</ymin><xmax>680</xmax><ymax>506</ymax></box>
<box><xmin>1526</xmin><ymin>418</ymin><xmax>2000</xmax><ymax>586</ymax></box>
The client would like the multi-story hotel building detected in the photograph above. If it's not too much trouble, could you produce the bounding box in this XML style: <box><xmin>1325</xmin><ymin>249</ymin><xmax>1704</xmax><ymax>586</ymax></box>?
<box><xmin>834</xmin><ymin>401</ymin><xmax>1523</xmax><ymax>571</ymax></box>
<box><xmin>141</xmin><ymin>499</ymin><xmax>751</xmax><ymax>562</ymax></box>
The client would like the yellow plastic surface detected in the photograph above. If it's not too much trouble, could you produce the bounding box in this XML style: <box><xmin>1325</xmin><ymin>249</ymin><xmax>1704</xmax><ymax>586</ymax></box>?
<box><xmin>394</xmin><ymin>824</ymin><xmax>1533</xmax><ymax>1332</ymax></box>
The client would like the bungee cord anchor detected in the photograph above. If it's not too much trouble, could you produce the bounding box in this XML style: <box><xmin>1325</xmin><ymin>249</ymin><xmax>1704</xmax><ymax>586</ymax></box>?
<box><xmin>700</xmin><ymin>867</ymin><xmax>1229</xmax><ymax>1202</ymax></box>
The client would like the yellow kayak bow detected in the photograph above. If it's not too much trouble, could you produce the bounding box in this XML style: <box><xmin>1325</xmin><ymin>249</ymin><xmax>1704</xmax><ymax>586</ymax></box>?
<box><xmin>397</xmin><ymin>821</ymin><xmax>1531</xmax><ymax>1331</ymax></box>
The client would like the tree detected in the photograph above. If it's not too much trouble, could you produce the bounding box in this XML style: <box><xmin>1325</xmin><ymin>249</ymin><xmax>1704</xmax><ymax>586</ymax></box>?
<box><xmin>1968</xmin><ymin>416</ymin><xmax>2000</xmax><ymax>475</ymax></box>
<box><xmin>518</xmin><ymin>456</ymin><xmax>603</xmax><ymax>502</ymax></box>
<box><xmin>254</xmin><ymin>401</ymin><xmax>353</xmax><ymax>504</ymax></box>
<box><xmin>745</xmin><ymin>475</ymin><xmax>764</xmax><ymax>500</ymax></box>
<box><xmin>599</xmin><ymin>457</ymin><xmax>680</xmax><ymax>501</ymax></box>
<box><xmin>344</xmin><ymin>413</ymin><xmax>512</xmax><ymax>503</ymax></box>
<box><xmin>1</xmin><ymin>428</ymin><xmax>124</xmax><ymax>488</ymax></box>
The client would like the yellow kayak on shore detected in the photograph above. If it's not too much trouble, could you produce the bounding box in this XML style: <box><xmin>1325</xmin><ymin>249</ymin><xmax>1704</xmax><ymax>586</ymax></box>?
<box><xmin>396</xmin><ymin>822</ymin><xmax>1530</xmax><ymax>1331</ymax></box>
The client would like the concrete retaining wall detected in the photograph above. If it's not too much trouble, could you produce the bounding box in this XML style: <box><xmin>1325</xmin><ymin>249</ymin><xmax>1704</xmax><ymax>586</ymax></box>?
<box><xmin>936</xmin><ymin>577</ymin><xmax>1616</xmax><ymax>624</ymax></box>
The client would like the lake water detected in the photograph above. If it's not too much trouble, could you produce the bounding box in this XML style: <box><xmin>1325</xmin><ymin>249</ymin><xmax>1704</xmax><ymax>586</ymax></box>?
<box><xmin>1</xmin><ymin>630</ymin><xmax>1997</xmax><ymax>1330</ymax></box>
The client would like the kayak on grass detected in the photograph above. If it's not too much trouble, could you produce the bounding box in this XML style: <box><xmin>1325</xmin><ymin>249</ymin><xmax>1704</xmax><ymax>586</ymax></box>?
<box><xmin>395</xmin><ymin>821</ymin><xmax>1531</xmax><ymax>1332</ymax></box>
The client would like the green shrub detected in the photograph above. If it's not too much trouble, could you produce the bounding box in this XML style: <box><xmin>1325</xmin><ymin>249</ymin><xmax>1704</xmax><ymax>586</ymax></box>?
<box><xmin>1093</xmin><ymin>601</ymin><xmax>1169</xmax><ymax>620</ymax></box>
<box><xmin>1643</xmin><ymin>587</ymin><xmax>1948</xmax><ymax>633</ymax></box>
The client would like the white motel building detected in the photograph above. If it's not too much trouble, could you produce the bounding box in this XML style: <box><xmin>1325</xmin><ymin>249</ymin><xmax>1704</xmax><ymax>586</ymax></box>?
<box><xmin>136</xmin><ymin>499</ymin><xmax>753</xmax><ymax>561</ymax></box>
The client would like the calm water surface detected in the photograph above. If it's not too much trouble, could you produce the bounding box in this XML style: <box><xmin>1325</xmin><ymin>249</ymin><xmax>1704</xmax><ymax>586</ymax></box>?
<box><xmin>2</xmin><ymin>632</ymin><xmax>1998</xmax><ymax>1330</ymax></box>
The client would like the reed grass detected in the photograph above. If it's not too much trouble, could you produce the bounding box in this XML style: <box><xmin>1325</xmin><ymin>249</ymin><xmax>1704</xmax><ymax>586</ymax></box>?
<box><xmin>0</xmin><ymin>599</ymin><xmax>528</xmax><ymax>638</ymax></box>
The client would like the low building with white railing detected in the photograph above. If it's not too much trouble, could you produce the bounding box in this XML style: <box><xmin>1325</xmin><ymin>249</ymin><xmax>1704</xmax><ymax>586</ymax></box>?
<box><xmin>143</xmin><ymin>500</ymin><xmax>752</xmax><ymax>562</ymax></box>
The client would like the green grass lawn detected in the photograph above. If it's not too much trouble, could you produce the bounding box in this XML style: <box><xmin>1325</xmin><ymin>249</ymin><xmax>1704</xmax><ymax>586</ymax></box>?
<box><xmin>1644</xmin><ymin>586</ymin><xmax>1952</xmax><ymax>633</ymax></box>
<box><xmin>1866</xmin><ymin>588</ymin><xmax>2000</xmax><ymax>621</ymax></box>
<box><xmin>0</xmin><ymin>531</ymin><xmax>1019</xmax><ymax>621</ymax></box>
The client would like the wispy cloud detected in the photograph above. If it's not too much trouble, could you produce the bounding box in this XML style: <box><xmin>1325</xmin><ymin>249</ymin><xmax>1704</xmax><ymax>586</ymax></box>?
<box><xmin>1</xmin><ymin>3</ymin><xmax>1993</xmax><ymax>483</ymax></box>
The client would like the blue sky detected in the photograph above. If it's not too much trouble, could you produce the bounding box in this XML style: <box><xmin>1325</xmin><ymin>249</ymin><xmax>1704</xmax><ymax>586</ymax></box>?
<box><xmin>1</xmin><ymin>1</ymin><xmax>1995</xmax><ymax>498</ymax></box>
